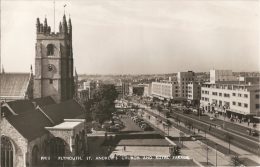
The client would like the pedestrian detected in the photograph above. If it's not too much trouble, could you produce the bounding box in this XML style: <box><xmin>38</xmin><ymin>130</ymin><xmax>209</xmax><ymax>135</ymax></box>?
<box><xmin>108</xmin><ymin>146</ymin><xmax>111</xmax><ymax>154</ymax></box>
<box><xmin>248</xmin><ymin>119</ymin><xmax>250</xmax><ymax>126</ymax></box>
<box><xmin>209</xmin><ymin>125</ymin><xmax>211</xmax><ymax>131</ymax></box>
<box><xmin>124</xmin><ymin>146</ymin><xmax>126</xmax><ymax>151</ymax></box>
<box><xmin>224</xmin><ymin>133</ymin><xmax>226</xmax><ymax>138</ymax></box>
<box><xmin>198</xmin><ymin>128</ymin><xmax>200</xmax><ymax>133</ymax></box>
<box><xmin>257</xmin><ymin>146</ymin><xmax>260</xmax><ymax>157</ymax></box>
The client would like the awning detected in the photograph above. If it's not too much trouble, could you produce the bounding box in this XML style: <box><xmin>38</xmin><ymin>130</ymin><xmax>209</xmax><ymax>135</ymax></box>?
<box><xmin>226</xmin><ymin>109</ymin><xmax>256</xmax><ymax>116</ymax></box>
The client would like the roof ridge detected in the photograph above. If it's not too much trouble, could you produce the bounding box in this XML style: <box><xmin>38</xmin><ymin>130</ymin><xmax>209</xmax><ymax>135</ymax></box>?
<box><xmin>40</xmin><ymin>98</ymin><xmax>75</xmax><ymax>109</ymax></box>
<box><xmin>37</xmin><ymin>106</ymin><xmax>55</xmax><ymax>124</ymax></box>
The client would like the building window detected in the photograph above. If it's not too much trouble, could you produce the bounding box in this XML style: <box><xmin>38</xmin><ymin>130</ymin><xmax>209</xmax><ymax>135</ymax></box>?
<box><xmin>47</xmin><ymin>44</ymin><xmax>54</xmax><ymax>56</ymax></box>
<box><xmin>238</xmin><ymin>102</ymin><xmax>241</xmax><ymax>106</ymax></box>
<box><xmin>256</xmin><ymin>95</ymin><xmax>259</xmax><ymax>99</ymax></box>
<box><xmin>238</xmin><ymin>93</ymin><xmax>242</xmax><ymax>97</ymax></box>
<box><xmin>244</xmin><ymin>103</ymin><xmax>248</xmax><ymax>108</ymax></box>
<box><xmin>219</xmin><ymin>93</ymin><xmax>222</xmax><ymax>96</ymax></box>
<box><xmin>1</xmin><ymin>136</ymin><xmax>13</xmax><ymax>167</ymax></box>
<box><xmin>232</xmin><ymin>93</ymin><xmax>236</xmax><ymax>96</ymax></box>
<box><xmin>50</xmin><ymin>79</ymin><xmax>53</xmax><ymax>84</ymax></box>
<box><xmin>224</xmin><ymin>93</ymin><xmax>230</xmax><ymax>98</ymax></box>
<box><xmin>232</xmin><ymin>101</ymin><xmax>236</xmax><ymax>105</ymax></box>
<box><xmin>244</xmin><ymin>94</ymin><xmax>248</xmax><ymax>98</ymax></box>
<box><xmin>32</xmin><ymin>145</ymin><xmax>39</xmax><ymax>166</ymax></box>
<box><xmin>256</xmin><ymin>104</ymin><xmax>260</xmax><ymax>109</ymax></box>
<box><xmin>50</xmin><ymin>137</ymin><xmax>66</xmax><ymax>161</ymax></box>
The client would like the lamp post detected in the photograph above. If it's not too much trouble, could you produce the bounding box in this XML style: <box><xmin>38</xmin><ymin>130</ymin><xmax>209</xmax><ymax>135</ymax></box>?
<box><xmin>223</xmin><ymin>106</ymin><xmax>226</xmax><ymax>129</ymax></box>
<box><xmin>215</xmin><ymin>143</ymin><xmax>218</xmax><ymax>167</ymax></box>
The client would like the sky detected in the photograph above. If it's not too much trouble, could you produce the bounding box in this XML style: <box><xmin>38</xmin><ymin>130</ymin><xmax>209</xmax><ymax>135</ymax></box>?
<box><xmin>1</xmin><ymin>0</ymin><xmax>259</xmax><ymax>74</ymax></box>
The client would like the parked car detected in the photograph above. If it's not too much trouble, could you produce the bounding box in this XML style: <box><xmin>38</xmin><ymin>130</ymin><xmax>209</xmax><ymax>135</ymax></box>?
<box><xmin>135</xmin><ymin>119</ymin><xmax>144</xmax><ymax>124</ymax></box>
<box><xmin>131</xmin><ymin>116</ymin><xmax>138</xmax><ymax>120</ymax></box>
<box><xmin>138</xmin><ymin>121</ymin><xmax>147</xmax><ymax>126</ymax></box>
<box><xmin>132</xmin><ymin>117</ymin><xmax>140</xmax><ymax>122</ymax></box>
<box><xmin>210</xmin><ymin>117</ymin><xmax>215</xmax><ymax>121</ymax></box>
<box><xmin>139</xmin><ymin>122</ymin><xmax>149</xmax><ymax>127</ymax></box>
<box><xmin>108</xmin><ymin>126</ymin><xmax>119</xmax><ymax>132</ymax></box>
<box><xmin>141</xmin><ymin>124</ymin><xmax>150</xmax><ymax>129</ymax></box>
<box><xmin>143</xmin><ymin>126</ymin><xmax>153</xmax><ymax>131</ymax></box>
<box><xmin>115</xmin><ymin>124</ymin><xmax>124</xmax><ymax>129</ymax></box>
<box><xmin>133</xmin><ymin>118</ymin><xmax>142</xmax><ymax>122</ymax></box>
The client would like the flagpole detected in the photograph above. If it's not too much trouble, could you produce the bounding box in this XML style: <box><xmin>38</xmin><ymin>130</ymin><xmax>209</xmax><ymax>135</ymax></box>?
<box><xmin>53</xmin><ymin>0</ymin><xmax>55</xmax><ymax>34</ymax></box>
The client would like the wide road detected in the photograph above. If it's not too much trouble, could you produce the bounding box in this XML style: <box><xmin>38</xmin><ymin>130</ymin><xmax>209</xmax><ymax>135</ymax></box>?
<box><xmin>130</xmin><ymin>100</ymin><xmax>260</xmax><ymax>154</ymax></box>
<box><xmin>168</xmin><ymin>107</ymin><xmax>259</xmax><ymax>142</ymax></box>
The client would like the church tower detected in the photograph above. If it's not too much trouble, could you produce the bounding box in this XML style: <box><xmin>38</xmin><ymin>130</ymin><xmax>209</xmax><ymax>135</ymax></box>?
<box><xmin>34</xmin><ymin>15</ymin><xmax>74</xmax><ymax>103</ymax></box>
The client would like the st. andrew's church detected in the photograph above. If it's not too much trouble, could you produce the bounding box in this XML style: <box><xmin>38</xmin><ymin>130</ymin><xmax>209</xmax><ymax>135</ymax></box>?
<box><xmin>1</xmin><ymin>14</ymin><xmax>87</xmax><ymax>167</ymax></box>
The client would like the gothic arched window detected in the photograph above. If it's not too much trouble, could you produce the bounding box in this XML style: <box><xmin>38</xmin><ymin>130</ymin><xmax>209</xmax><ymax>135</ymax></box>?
<box><xmin>32</xmin><ymin>145</ymin><xmax>39</xmax><ymax>166</ymax></box>
<box><xmin>1</xmin><ymin>136</ymin><xmax>13</xmax><ymax>167</ymax></box>
<box><xmin>47</xmin><ymin>44</ymin><xmax>54</xmax><ymax>56</ymax></box>
<box><xmin>50</xmin><ymin>137</ymin><xmax>66</xmax><ymax>161</ymax></box>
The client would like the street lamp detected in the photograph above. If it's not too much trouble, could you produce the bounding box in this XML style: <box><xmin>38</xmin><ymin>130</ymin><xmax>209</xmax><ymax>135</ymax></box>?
<box><xmin>223</xmin><ymin>106</ymin><xmax>226</xmax><ymax>129</ymax></box>
<box><xmin>215</xmin><ymin>143</ymin><xmax>218</xmax><ymax>167</ymax></box>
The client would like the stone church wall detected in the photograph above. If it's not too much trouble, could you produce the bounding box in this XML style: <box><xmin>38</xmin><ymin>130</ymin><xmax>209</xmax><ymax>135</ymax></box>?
<box><xmin>1</xmin><ymin>118</ymin><xmax>28</xmax><ymax>167</ymax></box>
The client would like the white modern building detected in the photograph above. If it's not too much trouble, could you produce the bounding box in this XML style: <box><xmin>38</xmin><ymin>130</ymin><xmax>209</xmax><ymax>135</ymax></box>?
<box><xmin>200</xmin><ymin>82</ymin><xmax>260</xmax><ymax>120</ymax></box>
<box><xmin>187</xmin><ymin>82</ymin><xmax>201</xmax><ymax>104</ymax></box>
<box><xmin>210</xmin><ymin>70</ymin><xmax>237</xmax><ymax>84</ymax></box>
<box><xmin>152</xmin><ymin>71</ymin><xmax>195</xmax><ymax>101</ymax></box>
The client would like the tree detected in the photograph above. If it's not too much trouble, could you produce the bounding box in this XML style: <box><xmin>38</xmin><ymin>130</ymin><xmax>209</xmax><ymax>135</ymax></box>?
<box><xmin>167</xmin><ymin>101</ymin><xmax>171</xmax><ymax>107</ymax></box>
<box><xmin>157</xmin><ymin>105</ymin><xmax>162</xmax><ymax>116</ymax></box>
<box><xmin>229</xmin><ymin>154</ymin><xmax>245</xmax><ymax>166</ymax></box>
<box><xmin>84</xmin><ymin>99</ymin><xmax>93</xmax><ymax>122</ymax></box>
<box><xmin>90</xmin><ymin>84</ymin><xmax>118</xmax><ymax>125</ymax></box>
<box><xmin>175</xmin><ymin>116</ymin><xmax>180</xmax><ymax>127</ymax></box>
<box><xmin>166</xmin><ymin>119</ymin><xmax>172</xmax><ymax>136</ymax></box>
<box><xmin>224</xmin><ymin>133</ymin><xmax>234</xmax><ymax>154</ymax></box>
<box><xmin>201</xmin><ymin>140</ymin><xmax>212</xmax><ymax>165</ymax></box>
<box><xmin>166</xmin><ymin>112</ymin><xmax>170</xmax><ymax>118</ymax></box>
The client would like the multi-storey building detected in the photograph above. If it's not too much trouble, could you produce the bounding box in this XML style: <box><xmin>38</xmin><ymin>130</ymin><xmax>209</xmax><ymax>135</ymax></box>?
<box><xmin>143</xmin><ymin>84</ymin><xmax>152</xmax><ymax>97</ymax></box>
<box><xmin>83</xmin><ymin>81</ymin><xmax>96</xmax><ymax>98</ymax></box>
<box><xmin>200</xmin><ymin>82</ymin><xmax>260</xmax><ymax>120</ymax></box>
<box><xmin>115</xmin><ymin>81</ymin><xmax>129</xmax><ymax>97</ymax></box>
<box><xmin>152</xmin><ymin>71</ymin><xmax>195</xmax><ymax>101</ymax></box>
<box><xmin>210</xmin><ymin>70</ymin><xmax>237</xmax><ymax>84</ymax></box>
<box><xmin>129</xmin><ymin>85</ymin><xmax>145</xmax><ymax>96</ymax></box>
<box><xmin>177</xmin><ymin>71</ymin><xmax>195</xmax><ymax>99</ymax></box>
<box><xmin>187</xmin><ymin>82</ymin><xmax>201</xmax><ymax>105</ymax></box>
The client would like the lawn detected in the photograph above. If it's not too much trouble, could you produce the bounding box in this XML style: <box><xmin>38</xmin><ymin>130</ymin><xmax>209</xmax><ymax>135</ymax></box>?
<box><xmin>199</xmin><ymin>139</ymin><xmax>237</xmax><ymax>155</ymax></box>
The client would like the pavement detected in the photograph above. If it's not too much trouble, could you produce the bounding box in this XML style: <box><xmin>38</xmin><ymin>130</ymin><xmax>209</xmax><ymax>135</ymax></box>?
<box><xmin>204</xmin><ymin>111</ymin><xmax>260</xmax><ymax>131</ymax></box>
<box><xmin>133</xmin><ymin>102</ymin><xmax>260</xmax><ymax>166</ymax></box>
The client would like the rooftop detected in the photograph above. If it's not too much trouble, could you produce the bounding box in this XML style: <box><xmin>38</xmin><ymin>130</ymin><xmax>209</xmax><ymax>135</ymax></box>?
<box><xmin>0</xmin><ymin>73</ymin><xmax>31</xmax><ymax>97</ymax></box>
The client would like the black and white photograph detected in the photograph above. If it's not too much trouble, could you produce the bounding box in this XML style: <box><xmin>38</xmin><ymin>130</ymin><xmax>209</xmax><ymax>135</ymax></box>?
<box><xmin>1</xmin><ymin>1</ymin><xmax>259</xmax><ymax>167</ymax></box>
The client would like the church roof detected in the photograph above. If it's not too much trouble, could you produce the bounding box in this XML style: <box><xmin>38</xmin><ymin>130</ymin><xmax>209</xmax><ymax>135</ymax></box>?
<box><xmin>41</xmin><ymin>99</ymin><xmax>85</xmax><ymax>124</ymax></box>
<box><xmin>5</xmin><ymin>109</ymin><xmax>54</xmax><ymax>141</ymax></box>
<box><xmin>5</xmin><ymin>96</ymin><xmax>56</xmax><ymax>115</ymax></box>
<box><xmin>5</xmin><ymin>98</ymin><xmax>85</xmax><ymax>141</ymax></box>
<box><xmin>0</xmin><ymin>73</ymin><xmax>31</xmax><ymax>97</ymax></box>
